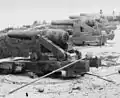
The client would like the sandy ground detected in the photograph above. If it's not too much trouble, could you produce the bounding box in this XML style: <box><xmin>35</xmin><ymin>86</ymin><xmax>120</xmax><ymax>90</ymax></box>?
<box><xmin>1</xmin><ymin>26</ymin><xmax>120</xmax><ymax>98</ymax></box>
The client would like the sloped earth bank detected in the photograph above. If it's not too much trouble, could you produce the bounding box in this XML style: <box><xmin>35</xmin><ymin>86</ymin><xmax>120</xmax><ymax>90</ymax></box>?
<box><xmin>1</xmin><ymin>26</ymin><xmax>120</xmax><ymax>98</ymax></box>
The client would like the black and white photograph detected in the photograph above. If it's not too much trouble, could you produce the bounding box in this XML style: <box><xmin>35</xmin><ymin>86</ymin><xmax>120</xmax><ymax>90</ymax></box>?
<box><xmin>0</xmin><ymin>0</ymin><xmax>120</xmax><ymax>98</ymax></box>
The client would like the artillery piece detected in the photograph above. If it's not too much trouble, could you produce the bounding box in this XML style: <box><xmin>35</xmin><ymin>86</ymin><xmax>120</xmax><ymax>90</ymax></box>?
<box><xmin>69</xmin><ymin>14</ymin><xmax>117</xmax><ymax>40</ymax></box>
<box><xmin>0</xmin><ymin>29</ymin><xmax>101</xmax><ymax>77</ymax></box>
<box><xmin>51</xmin><ymin>18</ymin><xmax>107</xmax><ymax>46</ymax></box>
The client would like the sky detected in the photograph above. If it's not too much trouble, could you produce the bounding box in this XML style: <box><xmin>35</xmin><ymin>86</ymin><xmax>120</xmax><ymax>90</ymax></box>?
<box><xmin>0</xmin><ymin>0</ymin><xmax>120</xmax><ymax>29</ymax></box>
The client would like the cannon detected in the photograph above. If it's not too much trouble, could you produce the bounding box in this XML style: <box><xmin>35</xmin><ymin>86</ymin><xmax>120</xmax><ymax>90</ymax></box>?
<box><xmin>0</xmin><ymin>29</ymin><xmax>101</xmax><ymax>77</ymax></box>
<box><xmin>7</xmin><ymin>29</ymin><xmax>69</xmax><ymax>50</ymax></box>
<box><xmin>51</xmin><ymin>18</ymin><xmax>107</xmax><ymax>46</ymax></box>
<box><xmin>69</xmin><ymin>14</ymin><xmax>116</xmax><ymax>40</ymax></box>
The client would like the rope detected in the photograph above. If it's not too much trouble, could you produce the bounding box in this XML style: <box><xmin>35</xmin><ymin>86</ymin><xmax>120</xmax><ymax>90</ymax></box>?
<box><xmin>85</xmin><ymin>73</ymin><xmax>116</xmax><ymax>84</ymax></box>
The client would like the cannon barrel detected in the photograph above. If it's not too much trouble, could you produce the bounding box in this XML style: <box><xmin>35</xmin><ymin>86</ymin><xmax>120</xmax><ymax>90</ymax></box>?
<box><xmin>7</xmin><ymin>30</ymin><xmax>41</xmax><ymax>39</ymax></box>
<box><xmin>7</xmin><ymin>29</ymin><xmax>69</xmax><ymax>50</ymax></box>
<box><xmin>69</xmin><ymin>15</ymin><xmax>93</xmax><ymax>19</ymax></box>
<box><xmin>51</xmin><ymin>19</ymin><xmax>79</xmax><ymax>26</ymax></box>
<box><xmin>69</xmin><ymin>16</ymin><xmax>81</xmax><ymax>19</ymax></box>
<box><xmin>80</xmin><ymin>13</ymin><xmax>98</xmax><ymax>16</ymax></box>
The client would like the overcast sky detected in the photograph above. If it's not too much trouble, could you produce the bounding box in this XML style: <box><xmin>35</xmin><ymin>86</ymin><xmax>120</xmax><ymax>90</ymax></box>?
<box><xmin>0</xmin><ymin>0</ymin><xmax>119</xmax><ymax>29</ymax></box>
